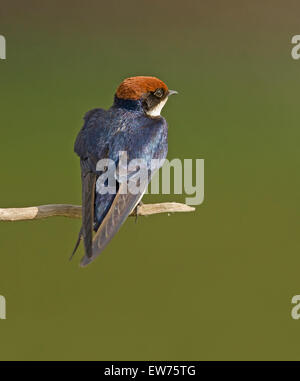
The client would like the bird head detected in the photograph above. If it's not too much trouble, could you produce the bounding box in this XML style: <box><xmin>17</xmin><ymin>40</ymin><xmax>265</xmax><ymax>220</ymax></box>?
<box><xmin>115</xmin><ymin>76</ymin><xmax>178</xmax><ymax>117</ymax></box>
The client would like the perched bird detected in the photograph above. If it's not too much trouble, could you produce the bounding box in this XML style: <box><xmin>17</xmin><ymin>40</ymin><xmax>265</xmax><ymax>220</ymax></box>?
<box><xmin>72</xmin><ymin>76</ymin><xmax>177</xmax><ymax>267</ymax></box>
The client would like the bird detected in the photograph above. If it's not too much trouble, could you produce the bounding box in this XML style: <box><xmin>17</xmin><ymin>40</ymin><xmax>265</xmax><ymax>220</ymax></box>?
<box><xmin>72</xmin><ymin>76</ymin><xmax>178</xmax><ymax>267</ymax></box>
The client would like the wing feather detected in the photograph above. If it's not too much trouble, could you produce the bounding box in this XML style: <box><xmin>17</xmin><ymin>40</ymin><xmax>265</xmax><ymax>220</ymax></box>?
<box><xmin>80</xmin><ymin>182</ymin><xmax>144</xmax><ymax>267</ymax></box>
<box><xmin>71</xmin><ymin>159</ymin><xmax>96</xmax><ymax>259</ymax></box>
<box><xmin>81</xmin><ymin>169</ymin><xmax>96</xmax><ymax>258</ymax></box>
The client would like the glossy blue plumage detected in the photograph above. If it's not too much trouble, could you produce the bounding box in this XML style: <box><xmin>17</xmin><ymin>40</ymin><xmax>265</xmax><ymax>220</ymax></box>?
<box><xmin>74</xmin><ymin>95</ymin><xmax>168</xmax><ymax>265</ymax></box>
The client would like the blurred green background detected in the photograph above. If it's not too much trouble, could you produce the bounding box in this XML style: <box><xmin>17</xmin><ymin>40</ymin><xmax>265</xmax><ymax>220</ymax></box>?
<box><xmin>0</xmin><ymin>0</ymin><xmax>299</xmax><ymax>360</ymax></box>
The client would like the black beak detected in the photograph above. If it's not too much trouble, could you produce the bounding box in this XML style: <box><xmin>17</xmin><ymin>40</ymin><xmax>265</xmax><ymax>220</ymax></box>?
<box><xmin>168</xmin><ymin>90</ymin><xmax>178</xmax><ymax>96</ymax></box>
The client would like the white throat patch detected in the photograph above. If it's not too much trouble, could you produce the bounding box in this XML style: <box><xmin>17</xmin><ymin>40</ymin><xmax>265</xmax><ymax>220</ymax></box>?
<box><xmin>146</xmin><ymin>98</ymin><xmax>168</xmax><ymax>117</ymax></box>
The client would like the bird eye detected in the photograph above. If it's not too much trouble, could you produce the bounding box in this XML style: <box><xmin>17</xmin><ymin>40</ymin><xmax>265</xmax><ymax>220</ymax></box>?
<box><xmin>154</xmin><ymin>88</ymin><xmax>163</xmax><ymax>98</ymax></box>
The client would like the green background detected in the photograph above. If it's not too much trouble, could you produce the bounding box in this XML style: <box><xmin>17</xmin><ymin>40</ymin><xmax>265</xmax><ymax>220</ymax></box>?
<box><xmin>0</xmin><ymin>0</ymin><xmax>299</xmax><ymax>360</ymax></box>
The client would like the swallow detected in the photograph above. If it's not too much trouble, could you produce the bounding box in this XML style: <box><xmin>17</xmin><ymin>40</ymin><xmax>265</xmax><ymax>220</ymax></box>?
<box><xmin>72</xmin><ymin>76</ymin><xmax>177</xmax><ymax>267</ymax></box>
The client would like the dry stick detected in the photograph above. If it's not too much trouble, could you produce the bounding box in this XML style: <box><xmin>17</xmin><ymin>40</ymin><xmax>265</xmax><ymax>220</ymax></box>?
<box><xmin>0</xmin><ymin>203</ymin><xmax>195</xmax><ymax>222</ymax></box>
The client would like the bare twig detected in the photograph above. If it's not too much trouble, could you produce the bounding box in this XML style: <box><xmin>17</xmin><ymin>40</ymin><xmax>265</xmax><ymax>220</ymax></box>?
<box><xmin>0</xmin><ymin>203</ymin><xmax>195</xmax><ymax>222</ymax></box>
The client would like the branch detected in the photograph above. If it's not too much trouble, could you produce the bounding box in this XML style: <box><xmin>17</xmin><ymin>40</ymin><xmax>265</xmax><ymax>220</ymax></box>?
<box><xmin>0</xmin><ymin>203</ymin><xmax>195</xmax><ymax>222</ymax></box>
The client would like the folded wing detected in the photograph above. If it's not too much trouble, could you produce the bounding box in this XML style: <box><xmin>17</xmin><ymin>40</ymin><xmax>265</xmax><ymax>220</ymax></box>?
<box><xmin>80</xmin><ymin>181</ymin><xmax>144</xmax><ymax>267</ymax></box>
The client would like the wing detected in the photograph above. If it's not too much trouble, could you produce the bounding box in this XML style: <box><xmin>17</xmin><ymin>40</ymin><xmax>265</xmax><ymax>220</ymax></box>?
<box><xmin>80</xmin><ymin>114</ymin><xmax>168</xmax><ymax>267</ymax></box>
<box><xmin>71</xmin><ymin>108</ymin><xmax>109</xmax><ymax>259</ymax></box>
<box><xmin>80</xmin><ymin>159</ymin><xmax>97</xmax><ymax>258</ymax></box>
<box><xmin>80</xmin><ymin>182</ymin><xmax>145</xmax><ymax>267</ymax></box>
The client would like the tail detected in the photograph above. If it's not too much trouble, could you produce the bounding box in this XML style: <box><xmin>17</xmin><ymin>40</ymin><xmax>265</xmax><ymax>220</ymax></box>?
<box><xmin>69</xmin><ymin>227</ymin><xmax>83</xmax><ymax>261</ymax></box>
